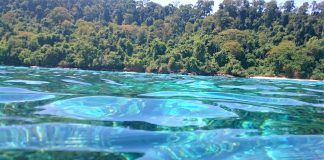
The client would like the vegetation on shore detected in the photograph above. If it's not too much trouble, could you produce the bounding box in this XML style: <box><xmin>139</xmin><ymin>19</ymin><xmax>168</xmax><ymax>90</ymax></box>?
<box><xmin>0</xmin><ymin>0</ymin><xmax>323</xmax><ymax>79</ymax></box>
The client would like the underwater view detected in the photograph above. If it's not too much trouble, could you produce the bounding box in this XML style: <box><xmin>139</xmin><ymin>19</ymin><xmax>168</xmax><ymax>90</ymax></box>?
<box><xmin>0</xmin><ymin>66</ymin><xmax>323</xmax><ymax>160</ymax></box>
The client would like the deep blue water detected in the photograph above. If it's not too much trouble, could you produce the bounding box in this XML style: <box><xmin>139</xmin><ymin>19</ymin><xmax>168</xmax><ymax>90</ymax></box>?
<box><xmin>0</xmin><ymin>66</ymin><xmax>323</xmax><ymax>160</ymax></box>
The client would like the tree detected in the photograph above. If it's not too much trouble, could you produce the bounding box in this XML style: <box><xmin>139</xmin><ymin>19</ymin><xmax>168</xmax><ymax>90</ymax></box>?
<box><xmin>1</xmin><ymin>11</ymin><xmax>16</xmax><ymax>24</ymax></box>
<box><xmin>193</xmin><ymin>41</ymin><xmax>206</xmax><ymax>62</ymax></box>
<box><xmin>0</xmin><ymin>43</ymin><xmax>7</xmax><ymax>64</ymax></box>
<box><xmin>311</xmin><ymin>59</ymin><xmax>324</xmax><ymax>80</ymax></box>
<box><xmin>150</xmin><ymin>39</ymin><xmax>166</xmax><ymax>58</ymax></box>
<box><xmin>305</xmin><ymin>37</ymin><xmax>324</xmax><ymax>60</ymax></box>
<box><xmin>281</xmin><ymin>0</ymin><xmax>295</xmax><ymax>26</ymax></box>
<box><xmin>283</xmin><ymin>0</ymin><xmax>295</xmax><ymax>13</ymax></box>
<box><xmin>72</xmin><ymin>41</ymin><xmax>99</xmax><ymax>68</ymax></box>
<box><xmin>298</xmin><ymin>2</ymin><xmax>309</xmax><ymax>15</ymax></box>
<box><xmin>196</xmin><ymin>0</ymin><xmax>214</xmax><ymax>17</ymax></box>
<box><xmin>263</xmin><ymin>0</ymin><xmax>280</xmax><ymax>27</ymax></box>
<box><xmin>94</xmin><ymin>51</ymin><xmax>123</xmax><ymax>70</ymax></box>
<box><xmin>222</xmin><ymin>41</ymin><xmax>245</xmax><ymax>61</ymax></box>
<box><xmin>124</xmin><ymin>56</ymin><xmax>145</xmax><ymax>72</ymax></box>
<box><xmin>167</xmin><ymin>57</ymin><xmax>179</xmax><ymax>72</ymax></box>
<box><xmin>184</xmin><ymin>57</ymin><xmax>200</xmax><ymax>73</ymax></box>
<box><xmin>47</xmin><ymin>7</ymin><xmax>72</xmax><ymax>24</ymax></box>
<box><xmin>19</xmin><ymin>48</ymin><xmax>39</xmax><ymax>65</ymax></box>
<box><xmin>221</xmin><ymin>58</ymin><xmax>245</xmax><ymax>77</ymax></box>
<box><xmin>221</xmin><ymin>0</ymin><xmax>239</xmax><ymax>18</ymax></box>
<box><xmin>84</xmin><ymin>5</ymin><xmax>100</xmax><ymax>21</ymax></box>
<box><xmin>0</xmin><ymin>0</ymin><xmax>323</xmax><ymax>79</ymax></box>
<box><xmin>42</xmin><ymin>44</ymin><xmax>68</xmax><ymax>67</ymax></box>
<box><xmin>267</xmin><ymin>41</ymin><xmax>300</xmax><ymax>77</ymax></box>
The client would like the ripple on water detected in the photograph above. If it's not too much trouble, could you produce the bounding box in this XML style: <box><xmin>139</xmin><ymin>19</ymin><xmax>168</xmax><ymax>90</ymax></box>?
<box><xmin>0</xmin><ymin>87</ymin><xmax>38</xmax><ymax>93</ymax></box>
<box><xmin>62</xmin><ymin>79</ymin><xmax>92</xmax><ymax>85</ymax></box>
<box><xmin>0</xmin><ymin>123</ymin><xmax>323</xmax><ymax>160</ymax></box>
<box><xmin>101</xmin><ymin>79</ymin><xmax>123</xmax><ymax>85</ymax></box>
<box><xmin>217</xmin><ymin>102</ymin><xmax>283</xmax><ymax>113</ymax></box>
<box><xmin>0</xmin><ymin>66</ymin><xmax>323</xmax><ymax>159</ymax></box>
<box><xmin>65</xmin><ymin>76</ymin><xmax>78</xmax><ymax>79</ymax></box>
<box><xmin>220</xmin><ymin>85</ymin><xmax>280</xmax><ymax>90</ymax></box>
<box><xmin>175</xmin><ymin>80</ymin><xmax>195</xmax><ymax>84</ymax></box>
<box><xmin>187</xmin><ymin>81</ymin><xmax>215</xmax><ymax>89</ymax></box>
<box><xmin>141</xmin><ymin>91</ymin><xmax>313</xmax><ymax>106</ymax></box>
<box><xmin>37</xmin><ymin>96</ymin><xmax>237</xmax><ymax>127</ymax></box>
<box><xmin>0</xmin><ymin>87</ymin><xmax>55</xmax><ymax>103</ymax></box>
<box><xmin>0</xmin><ymin>116</ymin><xmax>35</xmax><ymax>122</ymax></box>
<box><xmin>0</xmin><ymin>71</ymin><xmax>13</xmax><ymax>74</ymax></box>
<box><xmin>4</xmin><ymin>80</ymin><xmax>49</xmax><ymax>85</ymax></box>
<box><xmin>175</xmin><ymin>80</ymin><xmax>215</xmax><ymax>89</ymax></box>
<box><xmin>304</xmin><ymin>88</ymin><xmax>324</xmax><ymax>94</ymax></box>
<box><xmin>258</xmin><ymin>91</ymin><xmax>313</xmax><ymax>97</ymax></box>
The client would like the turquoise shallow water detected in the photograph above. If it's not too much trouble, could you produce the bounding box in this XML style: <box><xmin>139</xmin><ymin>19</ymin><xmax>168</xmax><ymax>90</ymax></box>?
<box><xmin>0</xmin><ymin>66</ymin><xmax>323</xmax><ymax>160</ymax></box>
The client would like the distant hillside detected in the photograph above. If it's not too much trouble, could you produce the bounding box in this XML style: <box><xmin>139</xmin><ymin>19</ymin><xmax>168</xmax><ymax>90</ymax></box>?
<box><xmin>0</xmin><ymin>0</ymin><xmax>323</xmax><ymax>79</ymax></box>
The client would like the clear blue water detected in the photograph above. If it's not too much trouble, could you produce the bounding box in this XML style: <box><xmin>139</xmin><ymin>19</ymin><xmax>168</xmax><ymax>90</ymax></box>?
<box><xmin>0</xmin><ymin>66</ymin><xmax>323</xmax><ymax>160</ymax></box>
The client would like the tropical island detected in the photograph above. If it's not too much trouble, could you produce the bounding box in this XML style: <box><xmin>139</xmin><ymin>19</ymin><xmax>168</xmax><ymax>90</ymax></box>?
<box><xmin>0</xmin><ymin>1</ymin><xmax>324</xmax><ymax>159</ymax></box>
<box><xmin>0</xmin><ymin>0</ymin><xmax>323</xmax><ymax>80</ymax></box>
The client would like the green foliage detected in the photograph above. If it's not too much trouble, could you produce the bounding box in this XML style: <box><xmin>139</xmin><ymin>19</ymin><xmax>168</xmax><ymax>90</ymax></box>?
<box><xmin>184</xmin><ymin>57</ymin><xmax>201</xmax><ymax>74</ymax></box>
<box><xmin>71</xmin><ymin>41</ymin><xmax>99</xmax><ymax>68</ymax></box>
<box><xmin>124</xmin><ymin>56</ymin><xmax>145</xmax><ymax>72</ymax></box>
<box><xmin>47</xmin><ymin>7</ymin><xmax>73</xmax><ymax>24</ymax></box>
<box><xmin>167</xmin><ymin>57</ymin><xmax>179</xmax><ymax>72</ymax></box>
<box><xmin>221</xmin><ymin>59</ymin><xmax>246</xmax><ymax>77</ymax></box>
<box><xmin>41</xmin><ymin>44</ymin><xmax>68</xmax><ymax>67</ymax></box>
<box><xmin>0</xmin><ymin>43</ymin><xmax>8</xmax><ymax>64</ymax></box>
<box><xmin>193</xmin><ymin>41</ymin><xmax>206</xmax><ymax>62</ymax></box>
<box><xmin>150</xmin><ymin>39</ymin><xmax>166</xmax><ymax>58</ymax></box>
<box><xmin>0</xmin><ymin>0</ymin><xmax>323</xmax><ymax>79</ymax></box>
<box><xmin>311</xmin><ymin>59</ymin><xmax>324</xmax><ymax>80</ymax></box>
<box><xmin>305</xmin><ymin>37</ymin><xmax>324</xmax><ymax>60</ymax></box>
<box><xmin>94</xmin><ymin>52</ymin><xmax>123</xmax><ymax>70</ymax></box>
<box><xmin>222</xmin><ymin>41</ymin><xmax>245</xmax><ymax>61</ymax></box>
<box><xmin>267</xmin><ymin>41</ymin><xmax>298</xmax><ymax>77</ymax></box>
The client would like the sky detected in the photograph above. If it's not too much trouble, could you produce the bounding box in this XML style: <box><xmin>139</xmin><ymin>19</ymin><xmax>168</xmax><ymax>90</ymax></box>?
<box><xmin>150</xmin><ymin>0</ymin><xmax>321</xmax><ymax>12</ymax></box>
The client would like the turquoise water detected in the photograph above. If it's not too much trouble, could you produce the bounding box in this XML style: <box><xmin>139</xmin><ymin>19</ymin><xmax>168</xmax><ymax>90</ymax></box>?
<box><xmin>0</xmin><ymin>66</ymin><xmax>323</xmax><ymax>160</ymax></box>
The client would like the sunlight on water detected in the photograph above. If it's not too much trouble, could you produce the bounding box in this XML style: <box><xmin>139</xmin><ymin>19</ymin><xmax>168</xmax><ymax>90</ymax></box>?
<box><xmin>0</xmin><ymin>66</ymin><xmax>323</xmax><ymax>159</ymax></box>
<box><xmin>37</xmin><ymin>96</ymin><xmax>237</xmax><ymax>127</ymax></box>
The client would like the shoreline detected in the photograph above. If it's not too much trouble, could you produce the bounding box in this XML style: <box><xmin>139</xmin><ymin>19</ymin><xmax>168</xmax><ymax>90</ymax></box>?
<box><xmin>2</xmin><ymin>65</ymin><xmax>323</xmax><ymax>81</ymax></box>
<box><xmin>250</xmin><ymin>76</ymin><xmax>323</xmax><ymax>82</ymax></box>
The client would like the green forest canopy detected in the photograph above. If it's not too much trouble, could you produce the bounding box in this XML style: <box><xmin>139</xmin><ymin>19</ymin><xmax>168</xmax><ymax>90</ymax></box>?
<box><xmin>0</xmin><ymin>0</ymin><xmax>323</xmax><ymax>79</ymax></box>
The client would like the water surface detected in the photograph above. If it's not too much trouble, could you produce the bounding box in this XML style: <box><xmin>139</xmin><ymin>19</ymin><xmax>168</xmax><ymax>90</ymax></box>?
<box><xmin>0</xmin><ymin>66</ymin><xmax>323</xmax><ymax>160</ymax></box>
